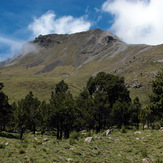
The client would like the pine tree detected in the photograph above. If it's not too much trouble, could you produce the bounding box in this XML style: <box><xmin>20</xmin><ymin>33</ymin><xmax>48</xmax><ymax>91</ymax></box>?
<box><xmin>148</xmin><ymin>72</ymin><xmax>163</xmax><ymax>122</ymax></box>
<box><xmin>0</xmin><ymin>83</ymin><xmax>11</xmax><ymax>131</ymax></box>
<box><xmin>131</xmin><ymin>97</ymin><xmax>141</xmax><ymax>129</ymax></box>
<box><xmin>50</xmin><ymin>80</ymin><xmax>75</xmax><ymax>139</ymax></box>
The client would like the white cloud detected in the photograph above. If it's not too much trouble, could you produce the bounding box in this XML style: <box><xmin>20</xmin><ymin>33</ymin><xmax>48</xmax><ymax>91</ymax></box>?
<box><xmin>0</xmin><ymin>11</ymin><xmax>91</xmax><ymax>61</ymax></box>
<box><xmin>102</xmin><ymin>0</ymin><xmax>163</xmax><ymax>45</ymax></box>
<box><xmin>28</xmin><ymin>10</ymin><xmax>91</xmax><ymax>37</ymax></box>
<box><xmin>0</xmin><ymin>36</ymin><xmax>25</xmax><ymax>60</ymax></box>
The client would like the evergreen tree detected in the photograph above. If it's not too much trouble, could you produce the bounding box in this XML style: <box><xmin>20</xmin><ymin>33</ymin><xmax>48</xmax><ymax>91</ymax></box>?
<box><xmin>50</xmin><ymin>80</ymin><xmax>75</xmax><ymax>139</ymax></box>
<box><xmin>13</xmin><ymin>91</ymin><xmax>40</xmax><ymax>139</ymax></box>
<box><xmin>13</xmin><ymin>99</ymin><xmax>27</xmax><ymax>139</ymax></box>
<box><xmin>148</xmin><ymin>72</ymin><xmax>163</xmax><ymax>122</ymax></box>
<box><xmin>93</xmin><ymin>91</ymin><xmax>110</xmax><ymax>132</ymax></box>
<box><xmin>75</xmin><ymin>88</ymin><xmax>95</xmax><ymax>131</ymax></box>
<box><xmin>24</xmin><ymin>91</ymin><xmax>40</xmax><ymax>134</ymax></box>
<box><xmin>38</xmin><ymin>101</ymin><xmax>49</xmax><ymax>136</ymax></box>
<box><xmin>0</xmin><ymin>83</ymin><xmax>11</xmax><ymax>131</ymax></box>
<box><xmin>131</xmin><ymin>97</ymin><xmax>141</xmax><ymax>129</ymax></box>
<box><xmin>112</xmin><ymin>101</ymin><xmax>131</xmax><ymax>128</ymax></box>
<box><xmin>86</xmin><ymin>72</ymin><xmax>131</xmax><ymax>131</ymax></box>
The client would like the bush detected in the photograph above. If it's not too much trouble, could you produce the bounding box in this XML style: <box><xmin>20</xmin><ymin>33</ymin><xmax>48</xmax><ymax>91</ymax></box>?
<box><xmin>159</xmin><ymin>118</ymin><xmax>163</xmax><ymax>127</ymax></box>
<box><xmin>154</xmin><ymin>122</ymin><xmax>161</xmax><ymax>130</ymax></box>
<box><xmin>69</xmin><ymin>139</ymin><xmax>77</xmax><ymax>145</ymax></box>
<box><xmin>19</xmin><ymin>149</ymin><xmax>25</xmax><ymax>154</ymax></box>
<box><xmin>120</xmin><ymin>125</ymin><xmax>127</xmax><ymax>133</ymax></box>
<box><xmin>155</xmin><ymin>158</ymin><xmax>163</xmax><ymax>163</ymax></box>
<box><xmin>141</xmin><ymin>148</ymin><xmax>148</xmax><ymax>158</ymax></box>
<box><xmin>42</xmin><ymin>148</ymin><xmax>47</xmax><ymax>152</ymax></box>
<box><xmin>0</xmin><ymin>144</ymin><xmax>5</xmax><ymax>149</ymax></box>
<box><xmin>70</xmin><ymin>131</ymin><xmax>80</xmax><ymax>140</ymax></box>
<box><xmin>22</xmin><ymin>143</ymin><xmax>28</xmax><ymax>148</ymax></box>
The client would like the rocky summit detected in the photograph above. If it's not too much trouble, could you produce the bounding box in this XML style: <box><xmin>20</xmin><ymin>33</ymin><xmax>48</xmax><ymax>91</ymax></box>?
<box><xmin>0</xmin><ymin>29</ymin><xmax>163</xmax><ymax>104</ymax></box>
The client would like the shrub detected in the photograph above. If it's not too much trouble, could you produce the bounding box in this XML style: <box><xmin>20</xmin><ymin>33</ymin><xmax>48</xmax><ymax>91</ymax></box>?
<box><xmin>7</xmin><ymin>152</ymin><xmax>12</xmax><ymax>157</ymax></box>
<box><xmin>155</xmin><ymin>158</ymin><xmax>163</xmax><ymax>163</ymax></box>
<box><xmin>0</xmin><ymin>144</ymin><xmax>5</xmax><ymax>149</ymax></box>
<box><xmin>159</xmin><ymin>118</ymin><xmax>163</xmax><ymax>127</ymax></box>
<box><xmin>22</xmin><ymin>143</ymin><xmax>28</xmax><ymax>148</ymax></box>
<box><xmin>69</xmin><ymin>139</ymin><xmax>77</xmax><ymax>145</ymax></box>
<box><xmin>120</xmin><ymin>125</ymin><xmax>127</xmax><ymax>133</ymax></box>
<box><xmin>42</xmin><ymin>148</ymin><xmax>47</xmax><ymax>152</ymax></box>
<box><xmin>70</xmin><ymin>131</ymin><xmax>80</xmax><ymax>140</ymax></box>
<box><xmin>154</xmin><ymin>122</ymin><xmax>161</xmax><ymax>130</ymax></box>
<box><xmin>19</xmin><ymin>149</ymin><xmax>25</xmax><ymax>154</ymax></box>
<box><xmin>132</xmin><ymin>126</ymin><xmax>138</xmax><ymax>131</ymax></box>
<box><xmin>141</xmin><ymin>148</ymin><xmax>148</xmax><ymax>158</ymax></box>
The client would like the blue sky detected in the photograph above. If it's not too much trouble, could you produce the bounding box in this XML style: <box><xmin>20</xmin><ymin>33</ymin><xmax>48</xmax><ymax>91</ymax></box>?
<box><xmin>0</xmin><ymin>0</ymin><xmax>163</xmax><ymax>61</ymax></box>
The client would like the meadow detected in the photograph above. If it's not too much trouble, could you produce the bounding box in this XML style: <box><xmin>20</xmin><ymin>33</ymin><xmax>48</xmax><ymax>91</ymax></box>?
<box><xmin>0</xmin><ymin>128</ymin><xmax>163</xmax><ymax>163</ymax></box>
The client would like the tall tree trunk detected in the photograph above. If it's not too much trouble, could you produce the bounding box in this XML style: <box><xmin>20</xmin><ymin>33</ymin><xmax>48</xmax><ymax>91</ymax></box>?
<box><xmin>20</xmin><ymin>127</ymin><xmax>23</xmax><ymax>140</ymax></box>
<box><xmin>33</xmin><ymin>124</ymin><xmax>36</xmax><ymax>134</ymax></box>
<box><xmin>3</xmin><ymin>118</ymin><xmax>6</xmax><ymax>131</ymax></box>
<box><xmin>59</xmin><ymin>122</ymin><xmax>63</xmax><ymax>139</ymax></box>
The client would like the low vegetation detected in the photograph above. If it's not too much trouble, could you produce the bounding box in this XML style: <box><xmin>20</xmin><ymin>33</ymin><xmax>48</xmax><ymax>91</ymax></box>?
<box><xmin>0</xmin><ymin>129</ymin><xmax>163</xmax><ymax>162</ymax></box>
<box><xmin>0</xmin><ymin>71</ymin><xmax>163</xmax><ymax>162</ymax></box>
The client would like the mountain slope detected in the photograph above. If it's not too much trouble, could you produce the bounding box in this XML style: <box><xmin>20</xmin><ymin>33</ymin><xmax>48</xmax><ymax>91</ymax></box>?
<box><xmin>0</xmin><ymin>29</ymin><xmax>163</xmax><ymax>105</ymax></box>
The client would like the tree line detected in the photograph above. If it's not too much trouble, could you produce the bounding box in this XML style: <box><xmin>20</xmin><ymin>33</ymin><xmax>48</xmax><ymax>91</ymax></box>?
<box><xmin>0</xmin><ymin>72</ymin><xmax>162</xmax><ymax>139</ymax></box>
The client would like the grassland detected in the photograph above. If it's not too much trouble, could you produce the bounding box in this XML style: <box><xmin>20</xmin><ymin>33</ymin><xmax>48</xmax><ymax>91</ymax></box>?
<box><xmin>0</xmin><ymin>128</ymin><xmax>163</xmax><ymax>163</ymax></box>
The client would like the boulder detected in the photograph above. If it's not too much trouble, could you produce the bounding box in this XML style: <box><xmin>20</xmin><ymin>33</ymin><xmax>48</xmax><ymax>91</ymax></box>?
<box><xmin>67</xmin><ymin>158</ymin><xmax>73</xmax><ymax>162</ymax></box>
<box><xmin>5</xmin><ymin>142</ymin><xmax>9</xmax><ymax>146</ymax></box>
<box><xmin>160</xmin><ymin>127</ymin><xmax>163</xmax><ymax>130</ymax></box>
<box><xmin>43</xmin><ymin>138</ymin><xmax>49</xmax><ymax>142</ymax></box>
<box><xmin>134</xmin><ymin>131</ymin><xmax>142</xmax><ymax>134</ymax></box>
<box><xmin>84</xmin><ymin>137</ymin><xmax>93</xmax><ymax>143</ymax></box>
<box><xmin>103</xmin><ymin>129</ymin><xmax>111</xmax><ymax>136</ymax></box>
<box><xmin>34</xmin><ymin>137</ymin><xmax>38</xmax><ymax>140</ymax></box>
<box><xmin>142</xmin><ymin>158</ymin><xmax>148</xmax><ymax>162</ymax></box>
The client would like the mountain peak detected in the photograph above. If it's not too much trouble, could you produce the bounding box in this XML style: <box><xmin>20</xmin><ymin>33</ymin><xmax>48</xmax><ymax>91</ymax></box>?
<box><xmin>32</xmin><ymin>28</ymin><xmax>120</xmax><ymax>48</ymax></box>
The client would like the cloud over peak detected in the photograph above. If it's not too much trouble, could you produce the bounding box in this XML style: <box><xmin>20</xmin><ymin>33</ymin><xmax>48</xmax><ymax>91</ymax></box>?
<box><xmin>28</xmin><ymin>11</ymin><xmax>91</xmax><ymax>37</ymax></box>
<box><xmin>102</xmin><ymin>0</ymin><xmax>163</xmax><ymax>45</ymax></box>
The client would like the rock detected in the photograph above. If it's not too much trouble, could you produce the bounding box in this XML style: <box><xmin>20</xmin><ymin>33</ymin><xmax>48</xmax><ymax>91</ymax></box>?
<box><xmin>105</xmin><ymin>129</ymin><xmax>111</xmax><ymax>136</ymax></box>
<box><xmin>132</xmin><ymin>79</ymin><xmax>138</xmax><ymax>83</ymax></box>
<box><xmin>81</xmin><ymin>130</ymin><xmax>87</xmax><ymax>135</ymax></box>
<box><xmin>58</xmin><ymin>157</ymin><xmax>63</xmax><ymax>161</ymax></box>
<box><xmin>134</xmin><ymin>131</ymin><xmax>142</xmax><ymax>134</ymax></box>
<box><xmin>67</xmin><ymin>158</ymin><xmax>73</xmax><ymax>162</ymax></box>
<box><xmin>136</xmin><ymin>138</ymin><xmax>140</xmax><ymax>140</ymax></box>
<box><xmin>144</xmin><ymin>125</ymin><xmax>148</xmax><ymax>129</ymax></box>
<box><xmin>153</xmin><ymin>70</ymin><xmax>160</xmax><ymax>78</ymax></box>
<box><xmin>130</xmin><ymin>83</ymin><xmax>142</xmax><ymax>88</ymax></box>
<box><xmin>43</xmin><ymin>138</ymin><xmax>49</xmax><ymax>142</ymax></box>
<box><xmin>5</xmin><ymin>142</ymin><xmax>9</xmax><ymax>146</ymax></box>
<box><xmin>160</xmin><ymin>127</ymin><xmax>163</xmax><ymax>130</ymax></box>
<box><xmin>142</xmin><ymin>158</ymin><xmax>148</xmax><ymax>162</ymax></box>
<box><xmin>84</xmin><ymin>137</ymin><xmax>93</xmax><ymax>143</ymax></box>
<box><xmin>42</xmin><ymin>142</ymin><xmax>46</xmax><ymax>145</ymax></box>
<box><xmin>95</xmin><ymin>136</ymin><xmax>102</xmax><ymax>140</ymax></box>
<box><xmin>34</xmin><ymin>137</ymin><xmax>38</xmax><ymax>140</ymax></box>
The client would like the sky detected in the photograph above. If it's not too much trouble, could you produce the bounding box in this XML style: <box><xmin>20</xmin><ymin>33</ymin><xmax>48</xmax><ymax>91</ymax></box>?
<box><xmin>0</xmin><ymin>0</ymin><xmax>163</xmax><ymax>61</ymax></box>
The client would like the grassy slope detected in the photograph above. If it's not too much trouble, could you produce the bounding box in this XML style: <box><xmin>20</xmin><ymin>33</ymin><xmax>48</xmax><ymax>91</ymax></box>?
<box><xmin>0</xmin><ymin>129</ymin><xmax>163</xmax><ymax>162</ymax></box>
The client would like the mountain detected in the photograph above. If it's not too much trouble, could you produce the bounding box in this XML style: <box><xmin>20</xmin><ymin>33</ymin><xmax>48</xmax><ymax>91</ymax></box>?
<box><xmin>0</xmin><ymin>28</ymin><xmax>163</xmax><ymax>105</ymax></box>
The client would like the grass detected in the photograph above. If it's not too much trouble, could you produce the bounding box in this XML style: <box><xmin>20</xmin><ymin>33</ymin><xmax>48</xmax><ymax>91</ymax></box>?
<box><xmin>0</xmin><ymin>129</ymin><xmax>163</xmax><ymax>162</ymax></box>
